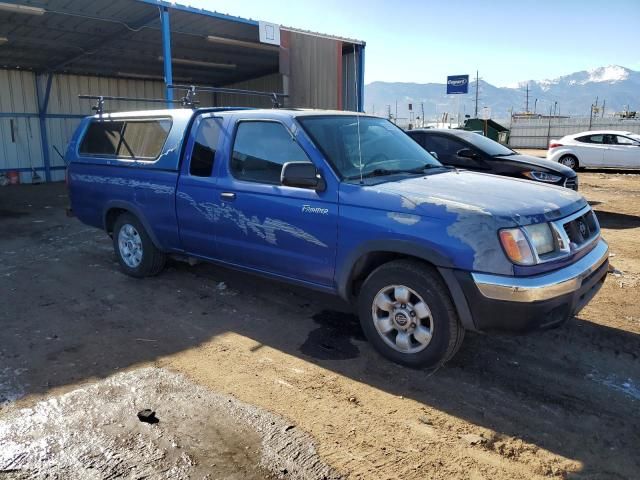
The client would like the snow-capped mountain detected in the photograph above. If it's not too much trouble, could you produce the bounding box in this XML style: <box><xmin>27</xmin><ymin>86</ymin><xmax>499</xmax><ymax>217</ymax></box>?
<box><xmin>365</xmin><ymin>65</ymin><xmax>640</xmax><ymax>122</ymax></box>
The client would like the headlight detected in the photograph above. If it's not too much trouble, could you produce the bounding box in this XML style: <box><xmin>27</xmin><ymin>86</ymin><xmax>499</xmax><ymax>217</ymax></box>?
<box><xmin>499</xmin><ymin>228</ymin><xmax>535</xmax><ymax>265</ymax></box>
<box><xmin>523</xmin><ymin>223</ymin><xmax>555</xmax><ymax>255</ymax></box>
<box><xmin>523</xmin><ymin>171</ymin><xmax>563</xmax><ymax>183</ymax></box>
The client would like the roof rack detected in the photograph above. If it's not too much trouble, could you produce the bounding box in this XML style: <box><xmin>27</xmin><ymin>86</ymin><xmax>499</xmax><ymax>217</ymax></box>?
<box><xmin>78</xmin><ymin>95</ymin><xmax>182</xmax><ymax>115</ymax></box>
<box><xmin>79</xmin><ymin>85</ymin><xmax>288</xmax><ymax>114</ymax></box>
<box><xmin>168</xmin><ymin>84</ymin><xmax>288</xmax><ymax>109</ymax></box>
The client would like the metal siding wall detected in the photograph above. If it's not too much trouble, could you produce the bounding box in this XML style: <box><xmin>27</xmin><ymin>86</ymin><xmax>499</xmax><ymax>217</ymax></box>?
<box><xmin>0</xmin><ymin>70</ymin><xmax>39</xmax><ymax>113</ymax></box>
<box><xmin>48</xmin><ymin>74</ymin><xmax>169</xmax><ymax>115</ymax></box>
<box><xmin>288</xmin><ymin>32</ymin><xmax>339</xmax><ymax>109</ymax></box>
<box><xmin>216</xmin><ymin>73</ymin><xmax>283</xmax><ymax>108</ymax></box>
<box><xmin>0</xmin><ymin>70</ymin><xmax>45</xmax><ymax>183</ymax></box>
<box><xmin>0</xmin><ymin>70</ymin><xmax>203</xmax><ymax>183</ymax></box>
<box><xmin>509</xmin><ymin>118</ymin><xmax>640</xmax><ymax>148</ymax></box>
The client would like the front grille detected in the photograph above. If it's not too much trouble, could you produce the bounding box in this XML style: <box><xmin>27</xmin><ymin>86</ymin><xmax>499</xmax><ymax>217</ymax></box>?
<box><xmin>562</xmin><ymin>210</ymin><xmax>598</xmax><ymax>248</ymax></box>
<box><xmin>564</xmin><ymin>177</ymin><xmax>578</xmax><ymax>191</ymax></box>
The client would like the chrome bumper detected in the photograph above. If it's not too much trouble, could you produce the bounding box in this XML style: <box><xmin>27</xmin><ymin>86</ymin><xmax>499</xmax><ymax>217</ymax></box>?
<box><xmin>472</xmin><ymin>239</ymin><xmax>609</xmax><ymax>302</ymax></box>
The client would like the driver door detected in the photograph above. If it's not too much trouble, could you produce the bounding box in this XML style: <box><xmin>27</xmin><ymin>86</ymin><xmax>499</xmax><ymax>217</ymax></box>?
<box><xmin>214</xmin><ymin>119</ymin><xmax>338</xmax><ymax>287</ymax></box>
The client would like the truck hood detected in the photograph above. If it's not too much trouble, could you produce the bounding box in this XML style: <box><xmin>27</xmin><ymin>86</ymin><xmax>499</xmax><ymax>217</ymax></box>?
<box><xmin>494</xmin><ymin>153</ymin><xmax>576</xmax><ymax>177</ymax></box>
<box><xmin>376</xmin><ymin>169</ymin><xmax>586</xmax><ymax>226</ymax></box>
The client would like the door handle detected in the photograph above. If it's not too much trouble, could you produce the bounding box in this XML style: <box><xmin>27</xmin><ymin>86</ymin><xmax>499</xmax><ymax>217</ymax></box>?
<box><xmin>220</xmin><ymin>192</ymin><xmax>236</xmax><ymax>201</ymax></box>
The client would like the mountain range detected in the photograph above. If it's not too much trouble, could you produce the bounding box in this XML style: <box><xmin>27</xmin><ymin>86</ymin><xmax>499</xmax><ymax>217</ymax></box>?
<box><xmin>364</xmin><ymin>65</ymin><xmax>640</xmax><ymax>123</ymax></box>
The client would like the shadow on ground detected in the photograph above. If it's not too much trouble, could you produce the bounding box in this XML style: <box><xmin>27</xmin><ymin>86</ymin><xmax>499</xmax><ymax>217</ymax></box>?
<box><xmin>1</xmin><ymin>183</ymin><xmax>639</xmax><ymax>479</ymax></box>
<box><xmin>592</xmin><ymin>209</ymin><xmax>640</xmax><ymax>229</ymax></box>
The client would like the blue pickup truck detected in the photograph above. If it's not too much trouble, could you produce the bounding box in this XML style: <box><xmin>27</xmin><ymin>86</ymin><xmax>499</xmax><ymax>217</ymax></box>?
<box><xmin>66</xmin><ymin>107</ymin><xmax>609</xmax><ymax>368</ymax></box>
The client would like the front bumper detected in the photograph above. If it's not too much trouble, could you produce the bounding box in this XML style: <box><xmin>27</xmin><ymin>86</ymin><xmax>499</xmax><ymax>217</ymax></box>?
<box><xmin>455</xmin><ymin>239</ymin><xmax>609</xmax><ymax>332</ymax></box>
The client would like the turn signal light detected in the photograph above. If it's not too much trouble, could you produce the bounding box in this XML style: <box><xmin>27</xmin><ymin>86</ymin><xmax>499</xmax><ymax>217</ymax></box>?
<box><xmin>499</xmin><ymin>228</ymin><xmax>535</xmax><ymax>265</ymax></box>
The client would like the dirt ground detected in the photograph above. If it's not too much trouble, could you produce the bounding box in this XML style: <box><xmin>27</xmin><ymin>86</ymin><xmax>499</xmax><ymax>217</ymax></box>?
<box><xmin>1</xmin><ymin>171</ymin><xmax>639</xmax><ymax>479</ymax></box>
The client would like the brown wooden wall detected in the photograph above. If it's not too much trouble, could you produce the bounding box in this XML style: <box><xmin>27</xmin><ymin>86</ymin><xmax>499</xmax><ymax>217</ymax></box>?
<box><xmin>280</xmin><ymin>30</ymin><xmax>341</xmax><ymax>110</ymax></box>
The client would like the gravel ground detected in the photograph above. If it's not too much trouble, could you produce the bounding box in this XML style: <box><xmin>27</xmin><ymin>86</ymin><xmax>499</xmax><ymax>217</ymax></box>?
<box><xmin>1</xmin><ymin>174</ymin><xmax>639</xmax><ymax>479</ymax></box>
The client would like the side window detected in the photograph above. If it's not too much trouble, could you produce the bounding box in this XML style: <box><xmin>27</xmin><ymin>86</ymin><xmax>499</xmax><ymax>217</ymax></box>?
<box><xmin>231</xmin><ymin>121</ymin><xmax>311</xmax><ymax>184</ymax></box>
<box><xmin>422</xmin><ymin>135</ymin><xmax>466</xmax><ymax>163</ymax></box>
<box><xmin>408</xmin><ymin>132</ymin><xmax>427</xmax><ymax>148</ymax></box>
<box><xmin>587</xmin><ymin>134</ymin><xmax>604</xmax><ymax>144</ymax></box>
<box><xmin>616</xmin><ymin>135</ymin><xmax>636</xmax><ymax>145</ymax></box>
<box><xmin>190</xmin><ymin>117</ymin><xmax>223</xmax><ymax>177</ymax></box>
<box><xmin>79</xmin><ymin>118</ymin><xmax>171</xmax><ymax>160</ymax></box>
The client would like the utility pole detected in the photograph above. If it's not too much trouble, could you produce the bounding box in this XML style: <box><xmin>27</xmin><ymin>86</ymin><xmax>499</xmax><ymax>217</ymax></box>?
<box><xmin>395</xmin><ymin>100</ymin><xmax>398</xmax><ymax>122</ymax></box>
<box><xmin>386</xmin><ymin>104</ymin><xmax>391</xmax><ymax>121</ymax></box>
<box><xmin>534</xmin><ymin>98</ymin><xmax>538</xmax><ymax>114</ymax></box>
<box><xmin>421</xmin><ymin>102</ymin><xmax>425</xmax><ymax>128</ymax></box>
<box><xmin>602</xmin><ymin>99</ymin><xmax>606</xmax><ymax>118</ymax></box>
<box><xmin>474</xmin><ymin>70</ymin><xmax>479</xmax><ymax>118</ymax></box>
<box><xmin>525</xmin><ymin>83</ymin><xmax>529</xmax><ymax>113</ymax></box>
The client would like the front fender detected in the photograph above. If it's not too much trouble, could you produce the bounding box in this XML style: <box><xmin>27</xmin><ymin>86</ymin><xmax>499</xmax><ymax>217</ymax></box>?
<box><xmin>335</xmin><ymin>238</ymin><xmax>455</xmax><ymax>300</ymax></box>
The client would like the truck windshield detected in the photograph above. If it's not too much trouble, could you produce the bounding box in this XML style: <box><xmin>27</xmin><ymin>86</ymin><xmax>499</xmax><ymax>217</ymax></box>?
<box><xmin>298</xmin><ymin>116</ymin><xmax>441</xmax><ymax>179</ymax></box>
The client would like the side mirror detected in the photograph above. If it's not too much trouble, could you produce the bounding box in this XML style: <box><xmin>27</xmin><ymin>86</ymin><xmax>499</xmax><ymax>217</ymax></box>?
<box><xmin>281</xmin><ymin>162</ymin><xmax>326</xmax><ymax>191</ymax></box>
<box><xmin>429</xmin><ymin>151</ymin><xmax>439</xmax><ymax>160</ymax></box>
<box><xmin>457</xmin><ymin>148</ymin><xmax>478</xmax><ymax>159</ymax></box>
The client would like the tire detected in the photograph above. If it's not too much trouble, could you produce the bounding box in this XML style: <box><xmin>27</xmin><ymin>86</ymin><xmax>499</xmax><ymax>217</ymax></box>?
<box><xmin>112</xmin><ymin>213</ymin><xmax>166</xmax><ymax>278</ymax></box>
<box><xmin>558</xmin><ymin>155</ymin><xmax>578</xmax><ymax>171</ymax></box>
<box><xmin>357</xmin><ymin>260</ymin><xmax>464</xmax><ymax>369</ymax></box>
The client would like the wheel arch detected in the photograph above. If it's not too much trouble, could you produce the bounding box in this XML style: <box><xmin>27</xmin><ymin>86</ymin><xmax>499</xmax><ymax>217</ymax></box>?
<box><xmin>103</xmin><ymin>201</ymin><xmax>163</xmax><ymax>250</ymax></box>
<box><xmin>335</xmin><ymin>241</ymin><xmax>477</xmax><ymax>331</ymax></box>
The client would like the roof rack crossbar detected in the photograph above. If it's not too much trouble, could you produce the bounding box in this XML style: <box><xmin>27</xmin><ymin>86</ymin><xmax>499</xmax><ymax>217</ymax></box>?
<box><xmin>168</xmin><ymin>84</ymin><xmax>288</xmax><ymax>108</ymax></box>
<box><xmin>78</xmin><ymin>94</ymin><xmax>181</xmax><ymax>115</ymax></box>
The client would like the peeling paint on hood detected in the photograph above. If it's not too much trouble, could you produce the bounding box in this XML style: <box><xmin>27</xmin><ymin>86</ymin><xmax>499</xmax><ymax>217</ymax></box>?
<box><xmin>378</xmin><ymin>170</ymin><xmax>587</xmax><ymax>225</ymax></box>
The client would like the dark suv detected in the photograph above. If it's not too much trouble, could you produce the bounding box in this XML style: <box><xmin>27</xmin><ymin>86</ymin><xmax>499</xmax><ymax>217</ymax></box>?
<box><xmin>407</xmin><ymin>128</ymin><xmax>578</xmax><ymax>190</ymax></box>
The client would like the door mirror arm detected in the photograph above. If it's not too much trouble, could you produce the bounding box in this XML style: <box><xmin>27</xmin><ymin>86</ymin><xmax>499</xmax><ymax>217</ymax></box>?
<box><xmin>456</xmin><ymin>148</ymin><xmax>479</xmax><ymax>159</ymax></box>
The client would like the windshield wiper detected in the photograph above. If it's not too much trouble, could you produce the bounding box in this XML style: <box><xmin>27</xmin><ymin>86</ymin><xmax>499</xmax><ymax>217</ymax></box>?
<box><xmin>352</xmin><ymin>164</ymin><xmax>440</xmax><ymax>180</ymax></box>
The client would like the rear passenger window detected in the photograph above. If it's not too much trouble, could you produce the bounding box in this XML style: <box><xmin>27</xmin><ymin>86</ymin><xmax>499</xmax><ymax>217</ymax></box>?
<box><xmin>231</xmin><ymin>121</ymin><xmax>311</xmax><ymax>184</ymax></box>
<box><xmin>577</xmin><ymin>135</ymin><xmax>604</xmax><ymax>144</ymax></box>
<box><xmin>79</xmin><ymin>118</ymin><xmax>171</xmax><ymax>160</ymax></box>
<box><xmin>190</xmin><ymin>117</ymin><xmax>223</xmax><ymax>177</ymax></box>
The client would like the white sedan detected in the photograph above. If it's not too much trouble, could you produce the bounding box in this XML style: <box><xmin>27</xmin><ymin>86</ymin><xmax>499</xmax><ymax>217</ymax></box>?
<box><xmin>547</xmin><ymin>130</ymin><xmax>640</xmax><ymax>170</ymax></box>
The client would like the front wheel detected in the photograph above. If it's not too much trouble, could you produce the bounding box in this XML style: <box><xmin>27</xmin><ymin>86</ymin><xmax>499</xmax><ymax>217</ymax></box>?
<box><xmin>113</xmin><ymin>213</ymin><xmax>166</xmax><ymax>277</ymax></box>
<box><xmin>357</xmin><ymin>260</ymin><xmax>464</xmax><ymax>369</ymax></box>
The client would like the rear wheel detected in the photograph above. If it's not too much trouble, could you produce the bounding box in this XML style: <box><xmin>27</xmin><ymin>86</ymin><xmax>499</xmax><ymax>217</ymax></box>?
<box><xmin>113</xmin><ymin>213</ymin><xmax>166</xmax><ymax>277</ymax></box>
<box><xmin>357</xmin><ymin>260</ymin><xmax>464</xmax><ymax>369</ymax></box>
<box><xmin>559</xmin><ymin>155</ymin><xmax>578</xmax><ymax>171</ymax></box>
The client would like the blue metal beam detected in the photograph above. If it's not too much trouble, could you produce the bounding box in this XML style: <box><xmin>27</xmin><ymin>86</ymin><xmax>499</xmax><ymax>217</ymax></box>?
<box><xmin>35</xmin><ymin>74</ymin><xmax>54</xmax><ymax>182</ymax></box>
<box><xmin>358</xmin><ymin>45</ymin><xmax>365</xmax><ymax>112</ymax></box>
<box><xmin>160</xmin><ymin>7</ymin><xmax>174</xmax><ymax>107</ymax></box>
<box><xmin>0</xmin><ymin>113</ymin><xmax>86</xmax><ymax>119</ymax></box>
<box><xmin>0</xmin><ymin>166</ymin><xmax>66</xmax><ymax>173</ymax></box>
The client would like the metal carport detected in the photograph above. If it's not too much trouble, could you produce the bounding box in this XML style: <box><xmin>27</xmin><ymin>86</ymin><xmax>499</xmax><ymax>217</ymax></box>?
<box><xmin>0</xmin><ymin>0</ymin><xmax>365</xmax><ymax>182</ymax></box>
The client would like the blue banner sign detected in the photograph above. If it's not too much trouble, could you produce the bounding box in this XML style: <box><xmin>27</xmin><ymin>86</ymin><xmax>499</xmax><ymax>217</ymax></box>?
<box><xmin>446</xmin><ymin>75</ymin><xmax>469</xmax><ymax>94</ymax></box>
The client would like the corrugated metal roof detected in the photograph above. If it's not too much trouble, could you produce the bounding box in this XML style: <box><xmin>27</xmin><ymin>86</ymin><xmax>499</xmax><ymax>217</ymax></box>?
<box><xmin>0</xmin><ymin>0</ymin><xmax>361</xmax><ymax>86</ymax></box>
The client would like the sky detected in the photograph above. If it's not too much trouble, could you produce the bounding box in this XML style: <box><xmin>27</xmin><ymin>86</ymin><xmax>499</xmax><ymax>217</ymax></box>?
<box><xmin>186</xmin><ymin>0</ymin><xmax>640</xmax><ymax>86</ymax></box>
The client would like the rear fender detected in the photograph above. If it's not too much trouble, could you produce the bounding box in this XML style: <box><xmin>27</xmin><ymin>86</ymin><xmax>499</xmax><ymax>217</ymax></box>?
<box><xmin>102</xmin><ymin>200</ymin><xmax>164</xmax><ymax>250</ymax></box>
